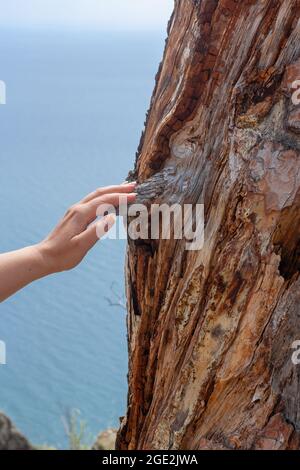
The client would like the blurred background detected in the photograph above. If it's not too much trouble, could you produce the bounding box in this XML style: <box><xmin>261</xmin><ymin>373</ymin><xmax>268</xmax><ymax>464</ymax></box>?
<box><xmin>0</xmin><ymin>0</ymin><xmax>173</xmax><ymax>448</ymax></box>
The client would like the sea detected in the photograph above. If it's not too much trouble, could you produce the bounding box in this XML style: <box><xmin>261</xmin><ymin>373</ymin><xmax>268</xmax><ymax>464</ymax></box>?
<box><xmin>0</xmin><ymin>27</ymin><xmax>166</xmax><ymax>448</ymax></box>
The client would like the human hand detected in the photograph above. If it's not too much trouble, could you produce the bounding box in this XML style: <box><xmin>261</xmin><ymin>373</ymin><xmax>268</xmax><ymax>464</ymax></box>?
<box><xmin>38</xmin><ymin>182</ymin><xmax>137</xmax><ymax>274</ymax></box>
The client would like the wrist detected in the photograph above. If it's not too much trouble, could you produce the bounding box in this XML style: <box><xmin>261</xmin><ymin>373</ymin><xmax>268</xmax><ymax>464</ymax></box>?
<box><xmin>34</xmin><ymin>241</ymin><xmax>57</xmax><ymax>276</ymax></box>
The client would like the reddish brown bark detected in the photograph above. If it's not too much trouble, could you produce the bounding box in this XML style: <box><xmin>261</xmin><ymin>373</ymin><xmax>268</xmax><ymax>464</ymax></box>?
<box><xmin>118</xmin><ymin>0</ymin><xmax>300</xmax><ymax>450</ymax></box>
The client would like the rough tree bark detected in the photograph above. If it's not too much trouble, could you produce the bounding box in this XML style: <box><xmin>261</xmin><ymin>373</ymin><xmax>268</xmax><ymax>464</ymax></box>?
<box><xmin>117</xmin><ymin>0</ymin><xmax>300</xmax><ymax>450</ymax></box>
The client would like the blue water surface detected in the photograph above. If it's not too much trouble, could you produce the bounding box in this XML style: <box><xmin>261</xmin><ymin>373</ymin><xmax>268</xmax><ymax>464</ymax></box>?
<box><xmin>0</xmin><ymin>28</ymin><xmax>165</xmax><ymax>448</ymax></box>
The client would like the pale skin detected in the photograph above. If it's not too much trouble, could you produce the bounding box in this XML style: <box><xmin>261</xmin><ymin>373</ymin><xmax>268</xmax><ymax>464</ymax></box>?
<box><xmin>0</xmin><ymin>182</ymin><xmax>137</xmax><ymax>302</ymax></box>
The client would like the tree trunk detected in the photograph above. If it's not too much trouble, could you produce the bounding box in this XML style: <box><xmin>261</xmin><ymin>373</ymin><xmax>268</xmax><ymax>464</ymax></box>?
<box><xmin>117</xmin><ymin>0</ymin><xmax>300</xmax><ymax>450</ymax></box>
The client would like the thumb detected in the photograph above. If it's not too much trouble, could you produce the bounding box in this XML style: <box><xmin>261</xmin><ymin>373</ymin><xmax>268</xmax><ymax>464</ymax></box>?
<box><xmin>78</xmin><ymin>213</ymin><xmax>116</xmax><ymax>250</ymax></box>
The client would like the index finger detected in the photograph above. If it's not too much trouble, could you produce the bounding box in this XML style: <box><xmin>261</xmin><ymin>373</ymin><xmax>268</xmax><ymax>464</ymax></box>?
<box><xmin>80</xmin><ymin>182</ymin><xmax>137</xmax><ymax>204</ymax></box>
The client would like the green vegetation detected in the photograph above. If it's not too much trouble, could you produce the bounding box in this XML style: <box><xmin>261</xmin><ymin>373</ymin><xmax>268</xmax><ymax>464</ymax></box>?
<box><xmin>62</xmin><ymin>408</ymin><xmax>94</xmax><ymax>450</ymax></box>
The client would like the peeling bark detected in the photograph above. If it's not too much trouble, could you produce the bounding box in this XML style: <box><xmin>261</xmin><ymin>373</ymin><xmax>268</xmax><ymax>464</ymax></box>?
<box><xmin>117</xmin><ymin>0</ymin><xmax>300</xmax><ymax>450</ymax></box>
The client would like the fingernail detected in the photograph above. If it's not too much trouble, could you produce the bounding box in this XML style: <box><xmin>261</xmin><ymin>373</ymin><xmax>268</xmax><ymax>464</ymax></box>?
<box><xmin>123</xmin><ymin>181</ymin><xmax>137</xmax><ymax>185</ymax></box>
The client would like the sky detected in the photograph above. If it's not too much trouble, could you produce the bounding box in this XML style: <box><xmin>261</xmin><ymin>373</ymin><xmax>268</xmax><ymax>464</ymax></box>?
<box><xmin>0</xmin><ymin>0</ymin><xmax>175</xmax><ymax>31</ymax></box>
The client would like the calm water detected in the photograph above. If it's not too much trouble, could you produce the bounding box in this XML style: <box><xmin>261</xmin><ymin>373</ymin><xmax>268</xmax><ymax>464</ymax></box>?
<box><xmin>0</xmin><ymin>28</ymin><xmax>165</xmax><ymax>448</ymax></box>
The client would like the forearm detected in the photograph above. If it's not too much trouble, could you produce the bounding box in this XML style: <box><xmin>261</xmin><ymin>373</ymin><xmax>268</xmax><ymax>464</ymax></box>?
<box><xmin>0</xmin><ymin>244</ymin><xmax>50</xmax><ymax>302</ymax></box>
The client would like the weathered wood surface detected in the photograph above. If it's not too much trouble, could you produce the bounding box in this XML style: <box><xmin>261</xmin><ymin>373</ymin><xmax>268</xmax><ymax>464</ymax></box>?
<box><xmin>118</xmin><ymin>0</ymin><xmax>300</xmax><ymax>450</ymax></box>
